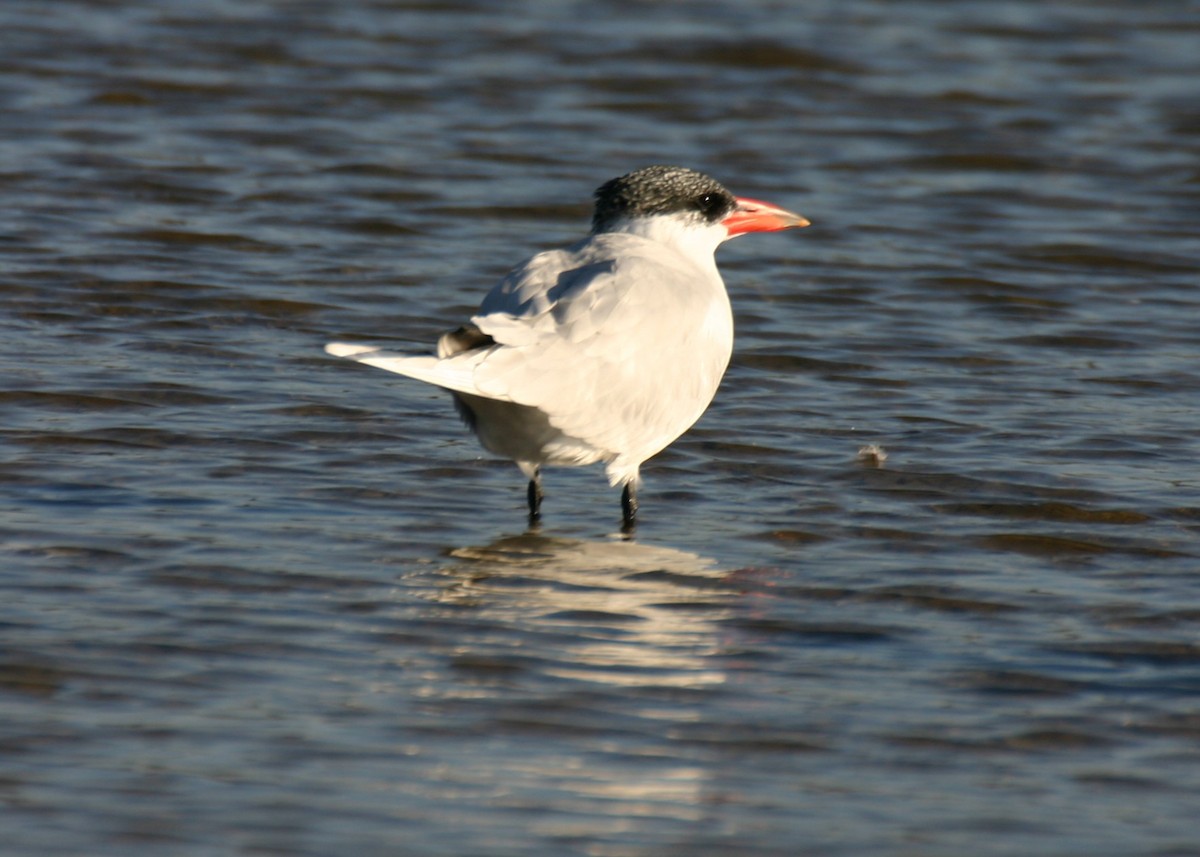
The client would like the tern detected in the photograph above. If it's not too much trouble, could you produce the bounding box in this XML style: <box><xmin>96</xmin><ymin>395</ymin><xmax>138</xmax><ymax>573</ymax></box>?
<box><xmin>326</xmin><ymin>165</ymin><xmax>808</xmax><ymax>528</ymax></box>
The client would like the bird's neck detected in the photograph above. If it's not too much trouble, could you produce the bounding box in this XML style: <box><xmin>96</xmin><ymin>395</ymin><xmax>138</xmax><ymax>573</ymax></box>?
<box><xmin>597</xmin><ymin>215</ymin><xmax>726</xmax><ymax>271</ymax></box>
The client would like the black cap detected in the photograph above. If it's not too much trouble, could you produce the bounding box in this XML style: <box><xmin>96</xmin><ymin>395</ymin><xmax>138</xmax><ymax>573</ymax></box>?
<box><xmin>591</xmin><ymin>166</ymin><xmax>737</xmax><ymax>233</ymax></box>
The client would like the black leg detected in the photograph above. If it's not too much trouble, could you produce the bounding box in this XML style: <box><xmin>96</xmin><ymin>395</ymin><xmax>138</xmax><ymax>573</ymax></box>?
<box><xmin>527</xmin><ymin>468</ymin><xmax>543</xmax><ymax>523</ymax></box>
<box><xmin>620</xmin><ymin>482</ymin><xmax>638</xmax><ymax>531</ymax></box>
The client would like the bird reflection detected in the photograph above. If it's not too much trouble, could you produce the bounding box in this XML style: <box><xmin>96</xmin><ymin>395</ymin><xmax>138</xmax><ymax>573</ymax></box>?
<box><xmin>435</xmin><ymin>533</ymin><xmax>734</xmax><ymax>689</ymax></box>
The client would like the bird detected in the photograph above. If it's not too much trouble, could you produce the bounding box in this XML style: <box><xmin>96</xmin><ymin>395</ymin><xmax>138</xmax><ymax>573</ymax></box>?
<box><xmin>325</xmin><ymin>165</ymin><xmax>808</xmax><ymax>529</ymax></box>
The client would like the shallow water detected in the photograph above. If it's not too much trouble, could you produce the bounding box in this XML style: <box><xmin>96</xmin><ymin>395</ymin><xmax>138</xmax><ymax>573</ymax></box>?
<box><xmin>3</xmin><ymin>1</ymin><xmax>1200</xmax><ymax>854</ymax></box>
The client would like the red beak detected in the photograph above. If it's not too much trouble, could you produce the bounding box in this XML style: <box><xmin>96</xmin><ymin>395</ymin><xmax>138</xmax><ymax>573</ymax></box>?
<box><xmin>722</xmin><ymin>196</ymin><xmax>810</xmax><ymax>237</ymax></box>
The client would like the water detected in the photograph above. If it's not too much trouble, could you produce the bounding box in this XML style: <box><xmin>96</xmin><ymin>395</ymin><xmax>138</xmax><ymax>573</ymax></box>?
<box><xmin>3</xmin><ymin>0</ymin><xmax>1199</xmax><ymax>854</ymax></box>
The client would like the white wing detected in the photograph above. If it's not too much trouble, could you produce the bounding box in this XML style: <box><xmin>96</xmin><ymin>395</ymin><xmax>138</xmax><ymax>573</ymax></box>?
<box><xmin>468</xmin><ymin>233</ymin><xmax>734</xmax><ymax>470</ymax></box>
<box><xmin>326</xmin><ymin>232</ymin><xmax>734</xmax><ymax>482</ymax></box>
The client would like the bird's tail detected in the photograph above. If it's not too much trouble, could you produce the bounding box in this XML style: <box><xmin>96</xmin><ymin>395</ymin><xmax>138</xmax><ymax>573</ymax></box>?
<box><xmin>324</xmin><ymin>342</ymin><xmax>502</xmax><ymax>399</ymax></box>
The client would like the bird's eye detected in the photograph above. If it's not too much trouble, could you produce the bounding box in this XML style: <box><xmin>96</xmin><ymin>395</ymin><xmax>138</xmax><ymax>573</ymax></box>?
<box><xmin>696</xmin><ymin>192</ymin><xmax>728</xmax><ymax>220</ymax></box>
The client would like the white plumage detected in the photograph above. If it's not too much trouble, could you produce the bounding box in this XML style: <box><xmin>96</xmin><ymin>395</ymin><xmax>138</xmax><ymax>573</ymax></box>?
<box><xmin>326</xmin><ymin>166</ymin><xmax>807</xmax><ymax>526</ymax></box>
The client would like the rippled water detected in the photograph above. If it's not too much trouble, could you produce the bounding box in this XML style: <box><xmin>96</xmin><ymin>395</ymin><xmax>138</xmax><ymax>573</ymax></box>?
<box><xmin>3</xmin><ymin>1</ymin><xmax>1200</xmax><ymax>854</ymax></box>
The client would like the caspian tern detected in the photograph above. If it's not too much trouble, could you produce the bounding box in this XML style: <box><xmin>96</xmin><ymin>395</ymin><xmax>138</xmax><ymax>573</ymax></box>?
<box><xmin>326</xmin><ymin>165</ymin><xmax>808</xmax><ymax>528</ymax></box>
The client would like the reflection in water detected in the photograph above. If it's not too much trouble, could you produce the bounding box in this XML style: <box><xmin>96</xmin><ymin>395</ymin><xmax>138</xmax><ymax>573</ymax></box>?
<box><xmin>436</xmin><ymin>534</ymin><xmax>734</xmax><ymax>689</ymax></box>
<box><xmin>418</xmin><ymin>535</ymin><xmax>740</xmax><ymax>836</ymax></box>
